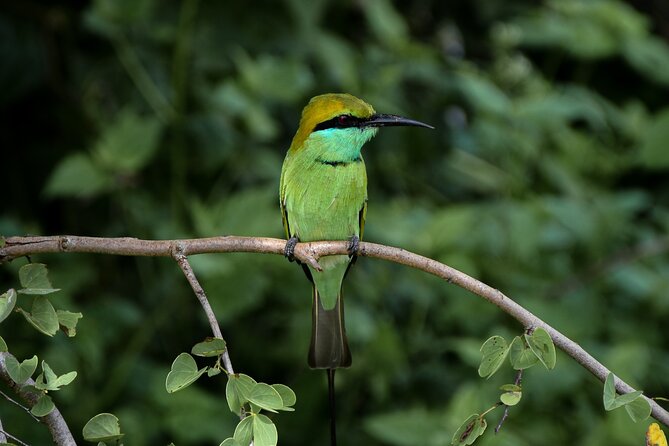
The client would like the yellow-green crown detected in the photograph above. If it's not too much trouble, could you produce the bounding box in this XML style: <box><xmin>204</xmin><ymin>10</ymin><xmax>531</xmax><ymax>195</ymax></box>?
<box><xmin>290</xmin><ymin>93</ymin><xmax>376</xmax><ymax>150</ymax></box>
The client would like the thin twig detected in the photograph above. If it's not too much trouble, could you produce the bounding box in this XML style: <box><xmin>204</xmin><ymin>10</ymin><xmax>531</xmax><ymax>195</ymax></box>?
<box><xmin>172</xmin><ymin>243</ymin><xmax>234</xmax><ymax>375</ymax></box>
<box><xmin>0</xmin><ymin>429</ymin><xmax>30</xmax><ymax>446</ymax></box>
<box><xmin>0</xmin><ymin>352</ymin><xmax>75</xmax><ymax>445</ymax></box>
<box><xmin>0</xmin><ymin>389</ymin><xmax>40</xmax><ymax>422</ymax></box>
<box><xmin>0</xmin><ymin>428</ymin><xmax>31</xmax><ymax>446</ymax></box>
<box><xmin>1</xmin><ymin>235</ymin><xmax>668</xmax><ymax>427</ymax></box>
<box><xmin>495</xmin><ymin>369</ymin><xmax>523</xmax><ymax>434</ymax></box>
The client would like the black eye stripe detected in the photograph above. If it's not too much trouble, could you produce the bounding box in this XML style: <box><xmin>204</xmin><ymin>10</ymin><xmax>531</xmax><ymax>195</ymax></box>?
<box><xmin>313</xmin><ymin>114</ymin><xmax>365</xmax><ymax>131</ymax></box>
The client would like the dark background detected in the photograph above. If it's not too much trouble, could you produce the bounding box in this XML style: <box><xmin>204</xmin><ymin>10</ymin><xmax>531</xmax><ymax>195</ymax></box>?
<box><xmin>2</xmin><ymin>0</ymin><xmax>669</xmax><ymax>444</ymax></box>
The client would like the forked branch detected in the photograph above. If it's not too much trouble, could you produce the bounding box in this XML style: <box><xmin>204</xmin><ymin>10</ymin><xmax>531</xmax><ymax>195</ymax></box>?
<box><xmin>1</xmin><ymin>235</ymin><xmax>668</xmax><ymax>427</ymax></box>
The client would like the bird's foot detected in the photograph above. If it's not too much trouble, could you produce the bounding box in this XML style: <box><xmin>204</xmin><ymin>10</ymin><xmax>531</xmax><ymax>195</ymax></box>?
<box><xmin>284</xmin><ymin>236</ymin><xmax>299</xmax><ymax>262</ymax></box>
<box><xmin>347</xmin><ymin>235</ymin><xmax>360</xmax><ymax>258</ymax></box>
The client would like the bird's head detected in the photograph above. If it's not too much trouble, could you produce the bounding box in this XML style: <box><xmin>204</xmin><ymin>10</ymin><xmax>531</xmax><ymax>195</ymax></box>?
<box><xmin>289</xmin><ymin>93</ymin><xmax>433</xmax><ymax>151</ymax></box>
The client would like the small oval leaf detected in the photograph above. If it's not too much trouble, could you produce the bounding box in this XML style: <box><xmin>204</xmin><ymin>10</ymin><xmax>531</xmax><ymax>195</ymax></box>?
<box><xmin>192</xmin><ymin>337</ymin><xmax>227</xmax><ymax>357</ymax></box>
<box><xmin>500</xmin><ymin>390</ymin><xmax>522</xmax><ymax>406</ymax></box>
<box><xmin>253</xmin><ymin>414</ymin><xmax>278</xmax><ymax>446</ymax></box>
<box><xmin>57</xmin><ymin>311</ymin><xmax>83</xmax><ymax>337</ymax></box>
<box><xmin>5</xmin><ymin>355</ymin><xmax>38</xmax><ymax>385</ymax></box>
<box><xmin>248</xmin><ymin>383</ymin><xmax>284</xmax><ymax>413</ymax></box>
<box><xmin>0</xmin><ymin>289</ymin><xmax>17</xmax><ymax>323</ymax></box>
<box><xmin>18</xmin><ymin>264</ymin><xmax>60</xmax><ymax>295</ymax></box>
<box><xmin>31</xmin><ymin>394</ymin><xmax>55</xmax><ymax>417</ymax></box>
<box><xmin>20</xmin><ymin>296</ymin><xmax>59</xmax><ymax>336</ymax></box>
<box><xmin>478</xmin><ymin>336</ymin><xmax>509</xmax><ymax>378</ymax></box>
<box><xmin>226</xmin><ymin>373</ymin><xmax>257</xmax><ymax>414</ymax></box>
<box><xmin>509</xmin><ymin>336</ymin><xmax>539</xmax><ymax>370</ymax></box>
<box><xmin>165</xmin><ymin>353</ymin><xmax>207</xmax><ymax>393</ymax></box>
<box><xmin>272</xmin><ymin>384</ymin><xmax>296</xmax><ymax>410</ymax></box>
<box><xmin>451</xmin><ymin>413</ymin><xmax>487</xmax><ymax>446</ymax></box>
<box><xmin>82</xmin><ymin>413</ymin><xmax>124</xmax><ymax>442</ymax></box>
<box><xmin>233</xmin><ymin>416</ymin><xmax>254</xmax><ymax>446</ymax></box>
<box><xmin>526</xmin><ymin>327</ymin><xmax>556</xmax><ymax>370</ymax></box>
<box><xmin>625</xmin><ymin>396</ymin><xmax>651</xmax><ymax>422</ymax></box>
<box><xmin>603</xmin><ymin>372</ymin><xmax>644</xmax><ymax>411</ymax></box>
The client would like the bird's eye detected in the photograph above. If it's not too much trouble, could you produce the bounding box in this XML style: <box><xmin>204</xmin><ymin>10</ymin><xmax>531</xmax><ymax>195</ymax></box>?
<box><xmin>338</xmin><ymin>115</ymin><xmax>351</xmax><ymax>126</ymax></box>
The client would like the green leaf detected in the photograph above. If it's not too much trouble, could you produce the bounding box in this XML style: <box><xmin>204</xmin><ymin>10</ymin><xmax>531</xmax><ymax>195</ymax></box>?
<box><xmin>226</xmin><ymin>377</ymin><xmax>241</xmax><ymax>414</ymax></box>
<box><xmin>17</xmin><ymin>264</ymin><xmax>60</xmax><ymax>295</ymax></box>
<box><xmin>509</xmin><ymin>336</ymin><xmax>539</xmax><ymax>370</ymax></box>
<box><xmin>603</xmin><ymin>373</ymin><xmax>643</xmax><ymax>411</ymax></box>
<box><xmin>247</xmin><ymin>383</ymin><xmax>284</xmax><ymax>413</ymax></box>
<box><xmin>165</xmin><ymin>353</ymin><xmax>207</xmax><ymax>393</ymax></box>
<box><xmin>226</xmin><ymin>373</ymin><xmax>257</xmax><ymax>414</ymax></box>
<box><xmin>0</xmin><ymin>335</ymin><xmax>7</xmax><ymax>352</ymax></box>
<box><xmin>82</xmin><ymin>413</ymin><xmax>124</xmax><ymax>442</ymax></box>
<box><xmin>5</xmin><ymin>355</ymin><xmax>38</xmax><ymax>385</ymax></box>
<box><xmin>500</xmin><ymin>389</ymin><xmax>522</xmax><ymax>406</ymax></box>
<box><xmin>451</xmin><ymin>413</ymin><xmax>487</xmax><ymax>445</ymax></box>
<box><xmin>526</xmin><ymin>327</ymin><xmax>556</xmax><ymax>370</ymax></box>
<box><xmin>624</xmin><ymin>396</ymin><xmax>651</xmax><ymax>422</ymax></box>
<box><xmin>207</xmin><ymin>367</ymin><xmax>222</xmax><ymax>377</ymax></box>
<box><xmin>603</xmin><ymin>373</ymin><xmax>618</xmax><ymax>410</ymax></box>
<box><xmin>19</xmin><ymin>264</ymin><xmax>51</xmax><ymax>289</ymax></box>
<box><xmin>42</xmin><ymin>360</ymin><xmax>58</xmax><ymax>385</ymax></box>
<box><xmin>478</xmin><ymin>335</ymin><xmax>509</xmax><ymax>378</ymax></box>
<box><xmin>272</xmin><ymin>384</ymin><xmax>296</xmax><ymax>410</ymax></box>
<box><xmin>35</xmin><ymin>361</ymin><xmax>77</xmax><ymax>391</ymax></box>
<box><xmin>615</xmin><ymin>390</ymin><xmax>644</xmax><ymax>406</ymax></box>
<box><xmin>233</xmin><ymin>416</ymin><xmax>254</xmax><ymax>446</ymax></box>
<box><xmin>31</xmin><ymin>394</ymin><xmax>55</xmax><ymax>417</ymax></box>
<box><xmin>191</xmin><ymin>337</ymin><xmax>227</xmax><ymax>357</ymax></box>
<box><xmin>92</xmin><ymin>108</ymin><xmax>163</xmax><ymax>173</ymax></box>
<box><xmin>19</xmin><ymin>296</ymin><xmax>59</xmax><ymax>336</ymax></box>
<box><xmin>220</xmin><ymin>439</ymin><xmax>243</xmax><ymax>446</ymax></box>
<box><xmin>0</xmin><ymin>289</ymin><xmax>17</xmax><ymax>323</ymax></box>
<box><xmin>253</xmin><ymin>414</ymin><xmax>278</xmax><ymax>446</ymax></box>
<box><xmin>44</xmin><ymin>153</ymin><xmax>113</xmax><ymax>198</ymax></box>
<box><xmin>57</xmin><ymin>310</ymin><xmax>83</xmax><ymax>337</ymax></box>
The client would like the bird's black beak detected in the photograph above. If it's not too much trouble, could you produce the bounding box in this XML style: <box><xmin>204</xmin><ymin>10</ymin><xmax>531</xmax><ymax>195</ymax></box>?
<box><xmin>365</xmin><ymin>113</ymin><xmax>434</xmax><ymax>129</ymax></box>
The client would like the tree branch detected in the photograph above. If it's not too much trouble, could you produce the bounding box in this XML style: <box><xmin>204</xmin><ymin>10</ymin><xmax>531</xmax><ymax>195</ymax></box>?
<box><xmin>172</xmin><ymin>244</ymin><xmax>234</xmax><ymax>375</ymax></box>
<box><xmin>0</xmin><ymin>351</ymin><xmax>76</xmax><ymax>445</ymax></box>
<box><xmin>1</xmin><ymin>235</ymin><xmax>668</xmax><ymax>426</ymax></box>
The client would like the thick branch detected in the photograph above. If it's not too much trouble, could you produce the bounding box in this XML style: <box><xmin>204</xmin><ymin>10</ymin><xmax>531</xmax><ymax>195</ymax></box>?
<box><xmin>2</xmin><ymin>235</ymin><xmax>668</xmax><ymax>426</ymax></box>
<box><xmin>0</xmin><ymin>352</ymin><xmax>76</xmax><ymax>445</ymax></box>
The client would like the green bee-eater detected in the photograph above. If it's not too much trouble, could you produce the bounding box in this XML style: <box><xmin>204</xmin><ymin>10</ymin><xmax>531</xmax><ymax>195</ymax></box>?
<box><xmin>280</xmin><ymin>93</ymin><xmax>433</xmax><ymax>371</ymax></box>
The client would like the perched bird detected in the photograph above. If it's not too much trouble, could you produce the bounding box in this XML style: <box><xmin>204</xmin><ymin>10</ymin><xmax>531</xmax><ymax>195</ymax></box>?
<box><xmin>279</xmin><ymin>93</ymin><xmax>432</xmax><ymax>443</ymax></box>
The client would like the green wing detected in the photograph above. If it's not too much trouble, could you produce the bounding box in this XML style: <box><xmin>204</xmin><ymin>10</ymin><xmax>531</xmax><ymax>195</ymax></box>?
<box><xmin>279</xmin><ymin>160</ymin><xmax>291</xmax><ymax>239</ymax></box>
<box><xmin>359</xmin><ymin>199</ymin><xmax>368</xmax><ymax>239</ymax></box>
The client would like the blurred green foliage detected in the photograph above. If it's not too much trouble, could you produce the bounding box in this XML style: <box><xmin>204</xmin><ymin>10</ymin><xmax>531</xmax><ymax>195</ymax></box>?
<box><xmin>2</xmin><ymin>0</ymin><xmax>669</xmax><ymax>444</ymax></box>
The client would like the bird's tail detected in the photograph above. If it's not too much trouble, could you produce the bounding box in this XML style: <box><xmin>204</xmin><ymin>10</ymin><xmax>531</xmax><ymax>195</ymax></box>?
<box><xmin>308</xmin><ymin>285</ymin><xmax>352</xmax><ymax>369</ymax></box>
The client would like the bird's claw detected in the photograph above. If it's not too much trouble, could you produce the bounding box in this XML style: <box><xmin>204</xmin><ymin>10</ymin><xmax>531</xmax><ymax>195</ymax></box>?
<box><xmin>284</xmin><ymin>236</ymin><xmax>299</xmax><ymax>262</ymax></box>
<box><xmin>347</xmin><ymin>235</ymin><xmax>360</xmax><ymax>258</ymax></box>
